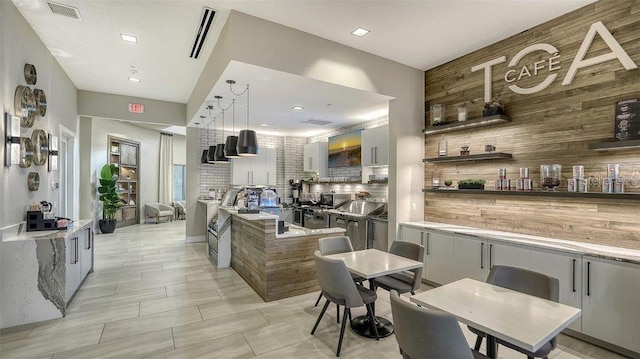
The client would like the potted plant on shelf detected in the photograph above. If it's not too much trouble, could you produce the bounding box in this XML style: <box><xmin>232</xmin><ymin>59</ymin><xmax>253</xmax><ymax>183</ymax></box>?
<box><xmin>483</xmin><ymin>98</ymin><xmax>504</xmax><ymax>117</ymax></box>
<box><xmin>98</xmin><ymin>164</ymin><xmax>122</xmax><ymax>233</ymax></box>
<box><xmin>458</xmin><ymin>179</ymin><xmax>486</xmax><ymax>190</ymax></box>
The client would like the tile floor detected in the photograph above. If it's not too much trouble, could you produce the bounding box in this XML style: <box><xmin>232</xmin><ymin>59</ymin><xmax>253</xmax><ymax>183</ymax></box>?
<box><xmin>0</xmin><ymin>221</ymin><xmax>630</xmax><ymax>359</ymax></box>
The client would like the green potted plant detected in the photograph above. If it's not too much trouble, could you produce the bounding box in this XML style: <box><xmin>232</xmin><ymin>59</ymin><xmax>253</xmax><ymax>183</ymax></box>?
<box><xmin>98</xmin><ymin>164</ymin><xmax>122</xmax><ymax>233</ymax></box>
<box><xmin>458</xmin><ymin>179</ymin><xmax>486</xmax><ymax>190</ymax></box>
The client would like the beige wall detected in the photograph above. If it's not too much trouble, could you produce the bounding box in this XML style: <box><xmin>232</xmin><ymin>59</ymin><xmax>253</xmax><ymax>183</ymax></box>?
<box><xmin>186</xmin><ymin>11</ymin><xmax>425</xmax><ymax>240</ymax></box>
<box><xmin>0</xmin><ymin>1</ymin><xmax>79</xmax><ymax>227</ymax></box>
<box><xmin>78</xmin><ymin>90</ymin><xmax>186</xmax><ymax>127</ymax></box>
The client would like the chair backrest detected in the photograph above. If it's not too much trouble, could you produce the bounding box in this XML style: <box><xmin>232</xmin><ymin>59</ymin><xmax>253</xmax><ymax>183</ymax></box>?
<box><xmin>390</xmin><ymin>241</ymin><xmax>425</xmax><ymax>291</ymax></box>
<box><xmin>390</xmin><ymin>290</ymin><xmax>474</xmax><ymax>359</ymax></box>
<box><xmin>318</xmin><ymin>236</ymin><xmax>354</xmax><ymax>256</ymax></box>
<box><xmin>487</xmin><ymin>265</ymin><xmax>559</xmax><ymax>302</ymax></box>
<box><xmin>314</xmin><ymin>251</ymin><xmax>363</xmax><ymax>308</ymax></box>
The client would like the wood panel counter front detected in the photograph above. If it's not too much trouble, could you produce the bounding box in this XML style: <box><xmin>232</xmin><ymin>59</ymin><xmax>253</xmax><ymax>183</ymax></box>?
<box><xmin>222</xmin><ymin>208</ymin><xmax>346</xmax><ymax>301</ymax></box>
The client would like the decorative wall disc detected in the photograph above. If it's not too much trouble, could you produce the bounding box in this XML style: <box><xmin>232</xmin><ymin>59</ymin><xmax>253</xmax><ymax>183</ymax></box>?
<box><xmin>31</xmin><ymin>129</ymin><xmax>49</xmax><ymax>166</ymax></box>
<box><xmin>24</xmin><ymin>64</ymin><xmax>37</xmax><ymax>85</ymax></box>
<box><xmin>19</xmin><ymin>137</ymin><xmax>33</xmax><ymax>168</ymax></box>
<box><xmin>14</xmin><ymin>86</ymin><xmax>36</xmax><ymax>127</ymax></box>
<box><xmin>33</xmin><ymin>89</ymin><xmax>47</xmax><ymax>117</ymax></box>
<box><xmin>28</xmin><ymin>172</ymin><xmax>40</xmax><ymax>191</ymax></box>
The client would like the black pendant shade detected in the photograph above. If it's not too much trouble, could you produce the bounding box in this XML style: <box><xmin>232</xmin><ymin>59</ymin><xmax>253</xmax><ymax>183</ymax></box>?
<box><xmin>207</xmin><ymin>145</ymin><xmax>217</xmax><ymax>163</ymax></box>
<box><xmin>200</xmin><ymin>149</ymin><xmax>209</xmax><ymax>164</ymax></box>
<box><xmin>224</xmin><ymin>135</ymin><xmax>240</xmax><ymax>158</ymax></box>
<box><xmin>237</xmin><ymin>130</ymin><xmax>258</xmax><ymax>157</ymax></box>
<box><xmin>214</xmin><ymin>143</ymin><xmax>229</xmax><ymax>162</ymax></box>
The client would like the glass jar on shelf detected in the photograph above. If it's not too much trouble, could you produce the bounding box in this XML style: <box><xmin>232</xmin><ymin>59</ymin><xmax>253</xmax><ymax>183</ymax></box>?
<box><xmin>430</xmin><ymin>104</ymin><xmax>445</xmax><ymax>126</ymax></box>
<box><xmin>438</xmin><ymin>136</ymin><xmax>448</xmax><ymax>157</ymax></box>
<box><xmin>540</xmin><ymin>164</ymin><xmax>562</xmax><ymax>191</ymax></box>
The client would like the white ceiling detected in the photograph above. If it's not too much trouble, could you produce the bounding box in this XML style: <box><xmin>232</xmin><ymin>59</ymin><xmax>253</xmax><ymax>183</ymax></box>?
<box><xmin>12</xmin><ymin>0</ymin><xmax>596</xmax><ymax>134</ymax></box>
<box><xmin>194</xmin><ymin>61</ymin><xmax>392</xmax><ymax>137</ymax></box>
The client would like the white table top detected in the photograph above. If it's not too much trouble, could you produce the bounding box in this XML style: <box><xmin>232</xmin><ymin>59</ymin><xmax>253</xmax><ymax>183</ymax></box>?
<box><xmin>410</xmin><ymin>278</ymin><xmax>581</xmax><ymax>353</ymax></box>
<box><xmin>325</xmin><ymin>249</ymin><xmax>423</xmax><ymax>279</ymax></box>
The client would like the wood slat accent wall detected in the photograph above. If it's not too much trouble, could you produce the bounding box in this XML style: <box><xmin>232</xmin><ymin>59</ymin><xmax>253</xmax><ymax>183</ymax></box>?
<box><xmin>230</xmin><ymin>216</ymin><xmax>325</xmax><ymax>301</ymax></box>
<box><xmin>424</xmin><ymin>0</ymin><xmax>640</xmax><ymax>249</ymax></box>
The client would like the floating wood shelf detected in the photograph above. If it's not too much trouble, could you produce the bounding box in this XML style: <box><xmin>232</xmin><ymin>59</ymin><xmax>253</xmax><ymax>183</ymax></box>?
<box><xmin>423</xmin><ymin>115</ymin><xmax>511</xmax><ymax>135</ymax></box>
<box><xmin>422</xmin><ymin>188</ymin><xmax>640</xmax><ymax>200</ymax></box>
<box><xmin>423</xmin><ymin>152</ymin><xmax>512</xmax><ymax>163</ymax></box>
<box><xmin>589</xmin><ymin>139</ymin><xmax>640</xmax><ymax>151</ymax></box>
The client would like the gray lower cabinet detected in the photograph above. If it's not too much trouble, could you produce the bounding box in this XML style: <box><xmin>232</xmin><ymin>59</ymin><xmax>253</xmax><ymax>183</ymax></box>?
<box><xmin>489</xmin><ymin>241</ymin><xmax>530</xmax><ymax>270</ymax></box>
<box><xmin>581</xmin><ymin>256</ymin><xmax>640</xmax><ymax>353</ymax></box>
<box><xmin>452</xmin><ymin>235</ymin><xmax>487</xmax><ymax>282</ymax></box>
<box><xmin>529</xmin><ymin>248</ymin><xmax>582</xmax><ymax>332</ymax></box>
<box><xmin>65</xmin><ymin>227</ymin><xmax>94</xmax><ymax>305</ymax></box>
<box><xmin>80</xmin><ymin>227</ymin><xmax>93</xmax><ymax>278</ymax></box>
<box><xmin>423</xmin><ymin>231</ymin><xmax>454</xmax><ymax>285</ymax></box>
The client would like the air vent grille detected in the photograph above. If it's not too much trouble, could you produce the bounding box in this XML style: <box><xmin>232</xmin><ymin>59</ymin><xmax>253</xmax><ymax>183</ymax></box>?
<box><xmin>190</xmin><ymin>7</ymin><xmax>216</xmax><ymax>59</ymax></box>
<box><xmin>300</xmin><ymin>119</ymin><xmax>332</xmax><ymax>126</ymax></box>
<box><xmin>46</xmin><ymin>1</ymin><xmax>81</xmax><ymax>20</ymax></box>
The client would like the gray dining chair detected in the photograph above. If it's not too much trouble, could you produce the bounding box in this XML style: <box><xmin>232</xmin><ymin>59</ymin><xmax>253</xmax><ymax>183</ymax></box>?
<box><xmin>375</xmin><ymin>241</ymin><xmax>424</xmax><ymax>295</ymax></box>
<box><xmin>311</xmin><ymin>251</ymin><xmax>379</xmax><ymax>357</ymax></box>
<box><xmin>469</xmin><ymin>265</ymin><xmax>560</xmax><ymax>359</ymax></box>
<box><xmin>314</xmin><ymin>236</ymin><xmax>364</xmax><ymax>323</ymax></box>
<box><xmin>390</xmin><ymin>290</ymin><xmax>489</xmax><ymax>359</ymax></box>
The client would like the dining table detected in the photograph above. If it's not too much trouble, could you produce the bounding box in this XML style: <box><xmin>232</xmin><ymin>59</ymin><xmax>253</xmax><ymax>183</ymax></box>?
<box><xmin>325</xmin><ymin>248</ymin><xmax>423</xmax><ymax>338</ymax></box>
<box><xmin>410</xmin><ymin>278</ymin><xmax>582</xmax><ymax>359</ymax></box>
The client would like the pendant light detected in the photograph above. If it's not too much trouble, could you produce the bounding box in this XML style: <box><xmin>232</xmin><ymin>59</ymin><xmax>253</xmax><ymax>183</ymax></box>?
<box><xmin>224</xmin><ymin>99</ymin><xmax>240</xmax><ymax>158</ymax></box>
<box><xmin>214</xmin><ymin>98</ymin><xmax>229</xmax><ymax>163</ymax></box>
<box><xmin>198</xmin><ymin>116</ymin><xmax>209</xmax><ymax>164</ymax></box>
<box><xmin>228</xmin><ymin>80</ymin><xmax>258</xmax><ymax>157</ymax></box>
<box><xmin>206</xmin><ymin>116</ymin><xmax>216</xmax><ymax>163</ymax></box>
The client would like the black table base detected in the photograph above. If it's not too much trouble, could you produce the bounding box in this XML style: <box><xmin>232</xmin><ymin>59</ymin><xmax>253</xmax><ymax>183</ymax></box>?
<box><xmin>350</xmin><ymin>315</ymin><xmax>394</xmax><ymax>338</ymax></box>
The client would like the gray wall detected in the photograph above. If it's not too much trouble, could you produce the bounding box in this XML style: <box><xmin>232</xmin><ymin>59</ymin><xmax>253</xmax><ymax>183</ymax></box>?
<box><xmin>0</xmin><ymin>1</ymin><xmax>79</xmax><ymax>228</ymax></box>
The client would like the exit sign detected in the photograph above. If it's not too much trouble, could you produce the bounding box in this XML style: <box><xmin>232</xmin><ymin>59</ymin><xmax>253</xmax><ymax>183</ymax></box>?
<box><xmin>128</xmin><ymin>103</ymin><xmax>144</xmax><ymax>114</ymax></box>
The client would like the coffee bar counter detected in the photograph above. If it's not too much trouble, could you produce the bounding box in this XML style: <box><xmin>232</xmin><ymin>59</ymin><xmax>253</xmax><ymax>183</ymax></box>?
<box><xmin>218</xmin><ymin>207</ymin><xmax>345</xmax><ymax>301</ymax></box>
<box><xmin>401</xmin><ymin>221</ymin><xmax>640</xmax><ymax>264</ymax></box>
<box><xmin>0</xmin><ymin>220</ymin><xmax>94</xmax><ymax>329</ymax></box>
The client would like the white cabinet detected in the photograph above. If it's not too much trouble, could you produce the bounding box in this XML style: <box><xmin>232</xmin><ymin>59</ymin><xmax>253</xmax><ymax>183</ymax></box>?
<box><xmin>453</xmin><ymin>235</ymin><xmax>488</xmax><ymax>282</ymax></box>
<box><xmin>489</xmin><ymin>241</ymin><xmax>530</xmax><ymax>270</ymax></box>
<box><xmin>361</xmin><ymin>125</ymin><xmax>388</xmax><ymax>167</ymax></box>
<box><xmin>303</xmin><ymin>142</ymin><xmax>328</xmax><ymax>177</ymax></box>
<box><xmin>231</xmin><ymin>148</ymin><xmax>276</xmax><ymax>185</ymax></box>
<box><xmin>530</xmin><ymin>248</ymin><xmax>582</xmax><ymax>332</ymax></box>
<box><xmin>399</xmin><ymin>226</ymin><xmax>454</xmax><ymax>285</ymax></box>
<box><xmin>424</xmin><ymin>231</ymin><xmax>454</xmax><ymax>285</ymax></box>
<box><xmin>65</xmin><ymin>235</ymin><xmax>81</xmax><ymax>303</ymax></box>
<box><xmin>581</xmin><ymin>256</ymin><xmax>640</xmax><ymax>353</ymax></box>
<box><xmin>80</xmin><ymin>227</ymin><xmax>93</xmax><ymax>278</ymax></box>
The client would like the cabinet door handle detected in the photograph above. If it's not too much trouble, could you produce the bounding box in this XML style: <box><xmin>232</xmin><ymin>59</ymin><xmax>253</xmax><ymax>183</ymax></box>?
<box><xmin>572</xmin><ymin>259</ymin><xmax>576</xmax><ymax>292</ymax></box>
<box><xmin>371</xmin><ymin>148</ymin><xmax>374</xmax><ymax>164</ymax></box>
<box><xmin>420</xmin><ymin>232</ymin><xmax>424</xmax><ymax>246</ymax></box>
<box><xmin>426</xmin><ymin>232</ymin><xmax>430</xmax><ymax>255</ymax></box>
<box><xmin>587</xmin><ymin>261</ymin><xmax>591</xmax><ymax>296</ymax></box>
<box><xmin>480</xmin><ymin>242</ymin><xmax>485</xmax><ymax>269</ymax></box>
<box><xmin>375</xmin><ymin>147</ymin><xmax>378</xmax><ymax>164</ymax></box>
<box><xmin>489</xmin><ymin>244</ymin><xmax>493</xmax><ymax>269</ymax></box>
<box><xmin>247</xmin><ymin>172</ymin><xmax>250</xmax><ymax>183</ymax></box>
<box><xmin>86</xmin><ymin>228</ymin><xmax>91</xmax><ymax>250</ymax></box>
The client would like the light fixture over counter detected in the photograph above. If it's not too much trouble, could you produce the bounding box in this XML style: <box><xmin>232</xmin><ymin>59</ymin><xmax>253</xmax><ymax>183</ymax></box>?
<box><xmin>227</xmin><ymin>80</ymin><xmax>258</xmax><ymax>157</ymax></box>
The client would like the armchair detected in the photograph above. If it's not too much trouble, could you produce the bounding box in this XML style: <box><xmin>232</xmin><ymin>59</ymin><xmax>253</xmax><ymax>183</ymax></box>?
<box><xmin>174</xmin><ymin>201</ymin><xmax>186</xmax><ymax>220</ymax></box>
<box><xmin>145</xmin><ymin>202</ymin><xmax>174</xmax><ymax>224</ymax></box>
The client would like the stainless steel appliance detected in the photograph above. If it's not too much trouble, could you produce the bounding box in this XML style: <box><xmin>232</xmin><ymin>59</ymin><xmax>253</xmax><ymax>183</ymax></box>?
<box><xmin>293</xmin><ymin>207</ymin><xmax>303</xmax><ymax>226</ymax></box>
<box><xmin>368</xmin><ymin>204</ymin><xmax>388</xmax><ymax>252</ymax></box>
<box><xmin>207</xmin><ymin>219</ymin><xmax>219</xmax><ymax>265</ymax></box>
<box><xmin>303</xmin><ymin>207</ymin><xmax>329</xmax><ymax>229</ymax></box>
<box><xmin>328</xmin><ymin>200</ymin><xmax>385</xmax><ymax>251</ymax></box>
<box><xmin>319</xmin><ymin>193</ymin><xmax>351</xmax><ymax>208</ymax></box>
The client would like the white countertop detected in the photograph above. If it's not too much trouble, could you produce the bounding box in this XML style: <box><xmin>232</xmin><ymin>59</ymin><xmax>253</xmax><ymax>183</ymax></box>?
<box><xmin>276</xmin><ymin>225</ymin><xmax>345</xmax><ymax>239</ymax></box>
<box><xmin>1</xmin><ymin>219</ymin><xmax>94</xmax><ymax>242</ymax></box>
<box><xmin>219</xmin><ymin>207</ymin><xmax>279</xmax><ymax>220</ymax></box>
<box><xmin>401</xmin><ymin>221</ymin><xmax>640</xmax><ymax>264</ymax></box>
<box><xmin>326</xmin><ymin>248</ymin><xmax>423</xmax><ymax>279</ymax></box>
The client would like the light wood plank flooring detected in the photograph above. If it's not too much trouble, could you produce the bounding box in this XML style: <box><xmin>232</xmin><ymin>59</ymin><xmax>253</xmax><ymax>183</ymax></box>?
<box><xmin>0</xmin><ymin>221</ymin><xmax>629</xmax><ymax>359</ymax></box>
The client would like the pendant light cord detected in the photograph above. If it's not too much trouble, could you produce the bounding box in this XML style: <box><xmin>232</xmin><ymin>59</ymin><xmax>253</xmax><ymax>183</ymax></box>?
<box><xmin>232</xmin><ymin>99</ymin><xmax>235</xmax><ymax>135</ymax></box>
<box><xmin>246</xmin><ymin>84</ymin><xmax>250</xmax><ymax>129</ymax></box>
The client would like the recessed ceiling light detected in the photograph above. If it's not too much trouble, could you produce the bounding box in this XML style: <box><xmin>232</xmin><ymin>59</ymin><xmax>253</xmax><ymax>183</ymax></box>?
<box><xmin>291</xmin><ymin>106</ymin><xmax>304</xmax><ymax>111</ymax></box>
<box><xmin>260</xmin><ymin>124</ymin><xmax>269</xmax><ymax>127</ymax></box>
<box><xmin>120</xmin><ymin>34</ymin><xmax>138</xmax><ymax>43</ymax></box>
<box><xmin>128</xmin><ymin>77</ymin><xmax>141</xmax><ymax>83</ymax></box>
<box><xmin>351</xmin><ymin>27</ymin><xmax>370</xmax><ymax>37</ymax></box>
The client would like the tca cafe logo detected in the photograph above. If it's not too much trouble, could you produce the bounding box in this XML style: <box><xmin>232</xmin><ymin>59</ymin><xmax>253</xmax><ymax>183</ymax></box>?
<box><xmin>471</xmin><ymin>21</ymin><xmax>638</xmax><ymax>102</ymax></box>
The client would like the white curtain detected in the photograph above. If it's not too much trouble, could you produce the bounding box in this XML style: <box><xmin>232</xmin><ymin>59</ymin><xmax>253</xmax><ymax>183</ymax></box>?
<box><xmin>159</xmin><ymin>133</ymin><xmax>174</xmax><ymax>204</ymax></box>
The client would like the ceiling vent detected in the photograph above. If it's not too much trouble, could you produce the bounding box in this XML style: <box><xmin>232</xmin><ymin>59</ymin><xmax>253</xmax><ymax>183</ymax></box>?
<box><xmin>46</xmin><ymin>1</ymin><xmax>81</xmax><ymax>20</ymax></box>
<box><xmin>189</xmin><ymin>7</ymin><xmax>216</xmax><ymax>59</ymax></box>
<box><xmin>300</xmin><ymin>118</ymin><xmax>332</xmax><ymax>126</ymax></box>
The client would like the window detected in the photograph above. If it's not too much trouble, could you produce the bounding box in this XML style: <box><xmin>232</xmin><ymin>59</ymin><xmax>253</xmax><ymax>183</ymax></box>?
<box><xmin>173</xmin><ymin>165</ymin><xmax>186</xmax><ymax>201</ymax></box>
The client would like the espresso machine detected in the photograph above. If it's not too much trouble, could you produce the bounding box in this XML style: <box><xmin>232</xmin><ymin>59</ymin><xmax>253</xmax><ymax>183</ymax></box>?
<box><xmin>289</xmin><ymin>179</ymin><xmax>302</xmax><ymax>205</ymax></box>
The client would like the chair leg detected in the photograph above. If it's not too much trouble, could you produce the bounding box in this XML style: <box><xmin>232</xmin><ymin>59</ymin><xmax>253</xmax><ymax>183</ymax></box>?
<box><xmin>365</xmin><ymin>303</ymin><xmax>379</xmax><ymax>340</ymax></box>
<box><xmin>347</xmin><ymin>308</ymin><xmax>352</xmax><ymax>323</ymax></box>
<box><xmin>314</xmin><ymin>292</ymin><xmax>323</xmax><ymax>307</ymax></box>
<box><xmin>474</xmin><ymin>336</ymin><xmax>483</xmax><ymax>351</ymax></box>
<box><xmin>336</xmin><ymin>305</ymin><xmax>349</xmax><ymax>357</ymax></box>
<box><xmin>336</xmin><ymin>304</ymin><xmax>340</xmax><ymax>323</ymax></box>
<box><xmin>311</xmin><ymin>300</ymin><xmax>330</xmax><ymax>335</ymax></box>
<box><xmin>410</xmin><ymin>291</ymin><xmax>415</xmax><ymax>295</ymax></box>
